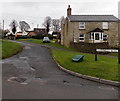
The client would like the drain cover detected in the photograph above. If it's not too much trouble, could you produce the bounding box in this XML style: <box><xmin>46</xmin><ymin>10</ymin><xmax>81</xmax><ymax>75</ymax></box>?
<box><xmin>7</xmin><ymin>77</ymin><xmax>27</xmax><ymax>83</ymax></box>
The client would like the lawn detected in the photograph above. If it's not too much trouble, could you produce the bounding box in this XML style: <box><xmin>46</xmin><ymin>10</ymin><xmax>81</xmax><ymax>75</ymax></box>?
<box><xmin>1</xmin><ymin>40</ymin><xmax>22</xmax><ymax>59</ymax></box>
<box><xmin>17</xmin><ymin>38</ymin><xmax>119</xmax><ymax>82</ymax></box>
<box><xmin>52</xmin><ymin>49</ymin><xmax>119</xmax><ymax>82</ymax></box>
<box><xmin>17</xmin><ymin>39</ymin><xmax>77</xmax><ymax>51</ymax></box>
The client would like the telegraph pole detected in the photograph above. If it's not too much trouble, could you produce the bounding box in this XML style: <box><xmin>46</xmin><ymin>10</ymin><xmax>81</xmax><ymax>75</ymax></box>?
<box><xmin>118</xmin><ymin>1</ymin><xmax>120</xmax><ymax>64</ymax></box>
<box><xmin>2</xmin><ymin>20</ymin><xmax>4</xmax><ymax>39</ymax></box>
<box><xmin>118</xmin><ymin>22</ymin><xmax>120</xmax><ymax>64</ymax></box>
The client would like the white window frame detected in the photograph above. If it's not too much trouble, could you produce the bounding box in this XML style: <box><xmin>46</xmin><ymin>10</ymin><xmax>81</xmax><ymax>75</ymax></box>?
<box><xmin>103</xmin><ymin>33</ymin><xmax>108</xmax><ymax>41</ymax></box>
<box><xmin>79</xmin><ymin>34</ymin><xmax>85</xmax><ymax>42</ymax></box>
<box><xmin>102</xmin><ymin>22</ymin><xmax>109</xmax><ymax>29</ymax></box>
<box><xmin>79</xmin><ymin>22</ymin><xmax>85</xmax><ymax>29</ymax></box>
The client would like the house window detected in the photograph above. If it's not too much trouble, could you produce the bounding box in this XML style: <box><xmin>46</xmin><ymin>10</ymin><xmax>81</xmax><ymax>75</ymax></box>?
<box><xmin>103</xmin><ymin>22</ymin><xmax>108</xmax><ymax>29</ymax></box>
<box><xmin>79</xmin><ymin>22</ymin><xmax>85</xmax><ymax>29</ymax></box>
<box><xmin>103</xmin><ymin>34</ymin><xmax>108</xmax><ymax>41</ymax></box>
<box><xmin>89</xmin><ymin>33</ymin><xmax>94</xmax><ymax>40</ymax></box>
<box><xmin>79</xmin><ymin>34</ymin><xmax>85</xmax><ymax>41</ymax></box>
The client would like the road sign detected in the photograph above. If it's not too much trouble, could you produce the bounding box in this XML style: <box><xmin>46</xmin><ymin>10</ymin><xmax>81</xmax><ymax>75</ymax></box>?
<box><xmin>96</xmin><ymin>49</ymin><xmax>118</xmax><ymax>53</ymax></box>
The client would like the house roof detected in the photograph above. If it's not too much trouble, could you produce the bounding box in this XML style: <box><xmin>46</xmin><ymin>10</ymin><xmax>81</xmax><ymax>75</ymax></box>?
<box><xmin>89</xmin><ymin>28</ymin><xmax>104</xmax><ymax>33</ymax></box>
<box><xmin>67</xmin><ymin>15</ymin><xmax>119</xmax><ymax>22</ymax></box>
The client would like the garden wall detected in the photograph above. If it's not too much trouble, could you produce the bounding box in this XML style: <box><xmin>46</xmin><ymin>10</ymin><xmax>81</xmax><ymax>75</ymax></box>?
<box><xmin>70</xmin><ymin>42</ymin><xmax>109</xmax><ymax>53</ymax></box>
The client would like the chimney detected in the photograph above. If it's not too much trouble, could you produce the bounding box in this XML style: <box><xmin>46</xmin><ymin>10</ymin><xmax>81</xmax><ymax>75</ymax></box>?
<box><xmin>67</xmin><ymin>5</ymin><xmax>71</xmax><ymax>16</ymax></box>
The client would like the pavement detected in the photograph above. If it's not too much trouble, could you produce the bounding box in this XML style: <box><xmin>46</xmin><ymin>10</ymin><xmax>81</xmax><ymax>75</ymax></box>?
<box><xmin>1</xmin><ymin>41</ymin><xmax>119</xmax><ymax>99</ymax></box>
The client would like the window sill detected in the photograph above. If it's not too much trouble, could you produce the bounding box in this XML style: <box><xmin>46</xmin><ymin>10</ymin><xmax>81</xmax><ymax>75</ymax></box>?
<box><xmin>79</xmin><ymin>28</ymin><xmax>86</xmax><ymax>30</ymax></box>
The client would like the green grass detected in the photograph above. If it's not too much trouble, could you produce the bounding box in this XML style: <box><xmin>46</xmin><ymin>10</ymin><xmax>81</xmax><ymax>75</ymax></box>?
<box><xmin>17</xmin><ymin>38</ymin><xmax>119</xmax><ymax>81</ymax></box>
<box><xmin>1</xmin><ymin>40</ymin><xmax>22</xmax><ymax>59</ymax></box>
<box><xmin>52</xmin><ymin>49</ymin><xmax>119</xmax><ymax>82</ymax></box>
<box><xmin>17</xmin><ymin>39</ymin><xmax>77</xmax><ymax>51</ymax></box>
<box><xmin>108</xmin><ymin>53</ymin><xmax>118</xmax><ymax>57</ymax></box>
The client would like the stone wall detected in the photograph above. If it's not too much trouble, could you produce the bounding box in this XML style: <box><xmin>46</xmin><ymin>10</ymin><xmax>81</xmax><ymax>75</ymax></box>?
<box><xmin>70</xmin><ymin>42</ymin><xmax>109</xmax><ymax>53</ymax></box>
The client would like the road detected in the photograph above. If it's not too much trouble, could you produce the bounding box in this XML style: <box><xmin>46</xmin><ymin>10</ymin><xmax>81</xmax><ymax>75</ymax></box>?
<box><xmin>2</xmin><ymin>41</ymin><xmax>119</xmax><ymax>99</ymax></box>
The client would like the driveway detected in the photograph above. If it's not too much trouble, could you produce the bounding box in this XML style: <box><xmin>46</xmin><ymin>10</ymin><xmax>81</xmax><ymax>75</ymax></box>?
<box><xmin>2</xmin><ymin>41</ymin><xmax>118</xmax><ymax>99</ymax></box>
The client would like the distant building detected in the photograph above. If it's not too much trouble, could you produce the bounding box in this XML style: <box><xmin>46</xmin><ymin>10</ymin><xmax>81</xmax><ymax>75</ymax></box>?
<box><xmin>27</xmin><ymin>31</ymin><xmax>37</xmax><ymax>37</ymax></box>
<box><xmin>34</xmin><ymin>28</ymin><xmax>47</xmax><ymax>35</ymax></box>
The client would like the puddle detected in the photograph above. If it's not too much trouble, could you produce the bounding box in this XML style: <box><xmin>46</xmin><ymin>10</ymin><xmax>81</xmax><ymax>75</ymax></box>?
<box><xmin>7</xmin><ymin>77</ymin><xmax>43</xmax><ymax>85</ymax></box>
<box><xmin>7</xmin><ymin>77</ymin><xmax>27</xmax><ymax>83</ymax></box>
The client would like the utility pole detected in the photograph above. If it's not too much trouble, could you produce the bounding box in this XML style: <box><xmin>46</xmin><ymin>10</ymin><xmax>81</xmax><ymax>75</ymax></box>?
<box><xmin>2</xmin><ymin>20</ymin><xmax>4</xmax><ymax>39</ymax></box>
<box><xmin>118</xmin><ymin>1</ymin><xmax>120</xmax><ymax>64</ymax></box>
<box><xmin>118</xmin><ymin>22</ymin><xmax>120</xmax><ymax>64</ymax></box>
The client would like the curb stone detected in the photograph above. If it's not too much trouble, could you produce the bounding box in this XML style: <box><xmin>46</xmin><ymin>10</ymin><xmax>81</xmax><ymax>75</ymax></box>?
<box><xmin>40</xmin><ymin>43</ymin><xmax>120</xmax><ymax>87</ymax></box>
<box><xmin>52</xmin><ymin>57</ymin><xmax>120</xmax><ymax>87</ymax></box>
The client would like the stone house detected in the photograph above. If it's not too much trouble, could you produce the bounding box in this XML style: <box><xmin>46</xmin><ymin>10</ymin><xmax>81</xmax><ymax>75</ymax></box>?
<box><xmin>61</xmin><ymin>5</ymin><xmax>119</xmax><ymax>51</ymax></box>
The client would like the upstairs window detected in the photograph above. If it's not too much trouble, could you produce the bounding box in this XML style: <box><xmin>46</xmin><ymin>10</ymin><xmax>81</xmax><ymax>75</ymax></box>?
<box><xmin>79</xmin><ymin>22</ymin><xmax>85</xmax><ymax>29</ymax></box>
<box><xmin>103</xmin><ymin>22</ymin><xmax>108</xmax><ymax>29</ymax></box>
<box><xmin>79</xmin><ymin>34</ymin><xmax>85</xmax><ymax>41</ymax></box>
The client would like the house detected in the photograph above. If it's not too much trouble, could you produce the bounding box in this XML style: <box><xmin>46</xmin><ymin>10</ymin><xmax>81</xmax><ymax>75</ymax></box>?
<box><xmin>34</xmin><ymin>28</ymin><xmax>47</xmax><ymax>35</ymax></box>
<box><xmin>61</xmin><ymin>5</ymin><xmax>119</xmax><ymax>52</ymax></box>
<box><xmin>16</xmin><ymin>31</ymin><xmax>28</xmax><ymax>36</ymax></box>
<box><xmin>27</xmin><ymin>31</ymin><xmax>37</xmax><ymax>37</ymax></box>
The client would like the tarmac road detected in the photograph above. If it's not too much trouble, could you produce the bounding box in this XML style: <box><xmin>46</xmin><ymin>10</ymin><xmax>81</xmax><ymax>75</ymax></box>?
<box><xmin>1</xmin><ymin>41</ymin><xmax>119</xmax><ymax>99</ymax></box>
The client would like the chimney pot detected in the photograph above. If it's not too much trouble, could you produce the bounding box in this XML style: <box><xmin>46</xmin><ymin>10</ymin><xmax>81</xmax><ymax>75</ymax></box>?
<box><xmin>67</xmin><ymin>5</ymin><xmax>72</xmax><ymax>16</ymax></box>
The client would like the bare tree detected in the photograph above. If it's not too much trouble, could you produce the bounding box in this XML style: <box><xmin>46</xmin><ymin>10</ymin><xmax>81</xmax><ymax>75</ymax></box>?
<box><xmin>43</xmin><ymin>16</ymin><xmax>51</xmax><ymax>34</ymax></box>
<box><xmin>19</xmin><ymin>21</ymin><xmax>30</xmax><ymax>32</ymax></box>
<box><xmin>9</xmin><ymin>20</ymin><xmax>18</xmax><ymax>34</ymax></box>
<box><xmin>60</xmin><ymin>16</ymin><xmax>65</xmax><ymax>26</ymax></box>
<box><xmin>52</xmin><ymin>19</ymin><xmax>60</xmax><ymax>32</ymax></box>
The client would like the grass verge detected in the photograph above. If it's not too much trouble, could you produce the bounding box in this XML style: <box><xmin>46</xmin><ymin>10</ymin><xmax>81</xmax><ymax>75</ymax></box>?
<box><xmin>1</xmin><ymin>40</ymin><xmax>22</xmax><ymax>59</ymax></box>
<box><xmin>17</xmin><ymin>38</ymin><xmax>119</xmax><ymax>82</ymax></box>
<box><xmin>52</xmin><ymin>49</ymin><xmax>119</xmax><ymax>82</ymax></box>
<box><xmin>17</xmin><ymin>39</ymin><xmax>77</xmax><ymax>51</ymax></box>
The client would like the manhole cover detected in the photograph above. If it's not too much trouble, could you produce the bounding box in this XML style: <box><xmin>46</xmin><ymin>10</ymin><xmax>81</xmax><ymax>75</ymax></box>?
<box><xmin>7</xmin><ymin>77</ymin><xmax>27</xmax><ymax>83</ymax></box>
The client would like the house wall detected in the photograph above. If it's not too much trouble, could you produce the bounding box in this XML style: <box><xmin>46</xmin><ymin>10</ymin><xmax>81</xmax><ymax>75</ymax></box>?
<box><xmin>62</xmin><ymin>21</ymin><xmax>119</xmax><ymax>47</ymax></box>
<box><xmin>63</xmin><ymin>18</ymin><xmax>70</xmax><ymax>47</ymax></box>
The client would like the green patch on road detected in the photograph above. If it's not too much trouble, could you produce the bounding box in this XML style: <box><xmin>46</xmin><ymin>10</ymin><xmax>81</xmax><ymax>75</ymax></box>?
<box><xmin>52</xmin><ymin>49</ymin><xmax>119</xmax><ymax>82</ymax></box>
<box><xmin>1</xmin><ymin>40</ymin><xmax>22</xmax><ymax>59</ymax></box>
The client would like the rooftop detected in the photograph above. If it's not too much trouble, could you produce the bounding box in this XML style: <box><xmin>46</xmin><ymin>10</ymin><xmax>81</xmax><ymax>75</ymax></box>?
<box><xmin>67</xmin><ymin>15</ymin><xmax>119</xmax><ymax>22</ymax></box>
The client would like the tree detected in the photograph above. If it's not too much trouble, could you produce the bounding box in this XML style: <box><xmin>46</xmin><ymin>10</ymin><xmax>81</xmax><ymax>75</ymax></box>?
<box><xmin>43</xmin><ymin>16</ymin><xmax>51</xmax><ymax>34</ymax></box>
<box><xmin>60</xmin><ymin>16</ymin><xmax>65</xmax><ymax>27</ymax></box>
<box><xmin>9</xmin><ymin>20</ymin><xmax>18</xmax><ymax>34</ymax></box>
<box><xmin>19</xmin><ymin>21</ymin><xmax>30</xmax><ymax>32</ymax></box>
<box><xmin>52</xmin><ymin>19</ymin><xmax>60</xmax><ymax>32</ymax></box>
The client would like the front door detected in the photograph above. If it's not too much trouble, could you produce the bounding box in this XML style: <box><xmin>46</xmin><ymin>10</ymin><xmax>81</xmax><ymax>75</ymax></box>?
<box><xmin>94</xmin><ymin>32</ymin><xmax>101</xmax><ymax>43</ymax></box>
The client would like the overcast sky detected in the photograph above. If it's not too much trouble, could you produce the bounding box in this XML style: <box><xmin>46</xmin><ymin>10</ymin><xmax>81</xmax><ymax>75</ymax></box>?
<box><xmin>0</xmin><ymin>0</ymin><xmax>119</xmax><ymax>30</ymax></box>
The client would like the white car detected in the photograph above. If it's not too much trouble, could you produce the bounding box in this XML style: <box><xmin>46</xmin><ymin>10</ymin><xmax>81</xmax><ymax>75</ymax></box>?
<box><xmin>43</xmin><ymin>37</ymin><xmax>50</xmax><ymax>43</ymax></box>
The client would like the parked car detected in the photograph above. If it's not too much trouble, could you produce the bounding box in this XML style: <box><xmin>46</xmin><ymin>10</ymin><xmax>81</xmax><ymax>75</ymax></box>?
<box><xmin>43</xmin><ymin>37</ymin><xmax>50</xmax><ymax>43</ymax></box>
